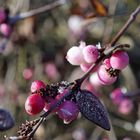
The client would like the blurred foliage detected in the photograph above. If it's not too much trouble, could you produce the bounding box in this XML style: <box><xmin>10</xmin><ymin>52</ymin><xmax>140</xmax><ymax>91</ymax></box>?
<box><xmin>0</xmin><ymin>0</ymin><xmax>140</xmax><ymax>140</ymax></box>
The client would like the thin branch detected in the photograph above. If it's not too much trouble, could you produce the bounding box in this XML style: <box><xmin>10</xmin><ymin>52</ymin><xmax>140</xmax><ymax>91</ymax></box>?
<box><xmin>9</xmin><ymin>0</ymin><xmax>66</xmax><ymax>24</ymax></box>
<box><xmin>110</xmin><ymin>5</ymin><xmax>140</xmax><ymax>46</ymax></box>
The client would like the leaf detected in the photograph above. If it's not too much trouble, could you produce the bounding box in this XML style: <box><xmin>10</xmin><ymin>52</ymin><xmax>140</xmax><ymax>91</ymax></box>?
<box><xmin>0</xmin><ymin>108</ymin><xmax>15</xmax><ymax>131</ymax></box>
<box><xmin>76</xmin><ymin>90</ymin><xmax>110</xmax><ymax>130</ymax></box>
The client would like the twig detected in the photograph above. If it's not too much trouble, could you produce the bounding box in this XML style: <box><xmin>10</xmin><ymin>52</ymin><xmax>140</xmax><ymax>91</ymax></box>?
<box><xmin>9</xmin><ymin>0</ymin><xmax>66</xmax><ymax>24</ymax></box>
<box><xmin>110</xmin><ymin>5</ymin><xmax>140</xmax><ymax>46</ymax></box>
<box><xmin>27</xmin><ymin>117</ymin><xmax>44</xmax><ymax>139</ymax></box>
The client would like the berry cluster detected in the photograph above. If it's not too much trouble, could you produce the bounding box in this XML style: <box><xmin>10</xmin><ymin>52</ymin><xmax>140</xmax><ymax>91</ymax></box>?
<box><xmin>25</xmin><ymin>80</ymin><xmax>79</xmax><ymax>124</ymax></box>
<box><xmin>0</xmin><ymin>8</ymin><xmax>12</xmax><ymax>37</ymax></box>
<box><xmin>110</xmin><ymin>88</ymin><xmax>133</xmax><ymax>114</ymax></box>
<box><xmin>66</xmin><ymin>42</ymin><xmax>129</xmax><ymax>86</ymax></box>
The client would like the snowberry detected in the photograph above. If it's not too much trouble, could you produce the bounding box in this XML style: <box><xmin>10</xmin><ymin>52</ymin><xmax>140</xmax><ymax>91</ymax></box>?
<box><xmin>66</xmin><ymin>46</ymin><xmax>84</xmax><ymax>65</ymax></box>
<box><xmin>103</xmin><ymin>58</ymin><xmax>111</xmax><ymax>69</ymax></box>
<box><xmin>89</xmin><ymin>72</ymin><xmax>103</xmax><ymax>88</ymax></box>
<box><xmin>118</xmin><ymin>99</ymin><xmax>133</xmax><ymax>114</ymax></box>
<box><xmin>30</xmin><ymin>80</ymin><xmax>46</xmax><ymax>93</ymax></box>
<box><xmin>110</xmin><ymin>50</ymin><xmax>129</xmax><ymax>70</ymax></box>
<box><xmin>0</xmin><ymin>23</ymin><xmax>12</xmax><ymax>37</ymax></box>
<box><xmin>110</xmin><ymin>88</ymin><xmax>126</xmax><ymax>105</ymax></box>
<box><xmin>44</xmin><ymin>62</ymin><xmax>59</xmax><ymax>81</ymax></box>
<box><xmin>57</xmin><ymin>101</ymin><xmax>79</xmax><ymax>124</ymax></box>
<box><xmin>68</xmin><ymin>15</ymin><xmax>84</xmax><ymax>37</ymax></box>
<box><xmin>22</xmin><ymin>68</ymin><xmax>33</xmax><ymax>80</ymax></box>
<box><xmin>83</xmin><ymin>45</ymin><xmax>99</xmax><ymax>63</ymax></box>
<box><xmin>0</xmin><ymin>9</ymin><xmax>6</xmax><ymax>23</ymax></box>
<box><xmin>80</xmin><ymin>63</ymin><xmax>92</xmax><ymax>72</ymax></box>
<box><xmin>25</xmin><ymin>94</ymin><xmax>45</xmax><ymax>115</ymax></box>
<box><xmin>97</xmin><ymin>65</ymin><xmax>117</xmax><ymax>85</ymax></box>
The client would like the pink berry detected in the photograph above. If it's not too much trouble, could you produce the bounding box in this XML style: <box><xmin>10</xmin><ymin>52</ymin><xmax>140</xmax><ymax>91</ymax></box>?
<box><xmin>83</xmin><ymin>45</ymin><xmax>99</xmax><ymax>63</ymax></box>
<box><xmin>80</xmin><ymin>63</ymin><xmax>92</xmax><ymax>72</ymax></box>
<box><xmin>89</xmin><ymin>72</ymin><xmax>103</xmax><ymax>88</ymax></box>
<box><xmin>97</xmin><ymin>65</ymin><xmax>117</xmax><ymax>85</ymax></box>
<box><xmin>118</xmin><ymin>99</ymin><xmax>133</xmax><ymax>114</ymax></box>
<box><xmin>57</xmin><ymin>101</ymin><xmax>79</xmax><ymax>124</ymax></box>
<box><xmin>110</xmin><ymin>88</ymin><xmax>126</xmax><ymax>105</ymax></box>
<box><xmin>0</xmin><ymin>23</ymin><xmax>12</xmax><ymax>37</ymax></box>
<box><xmin>103</xmin><ymin>58</ymin><xmax>111</xmax><ymax>69</ymax></box>
<box><xmin>0</xmin><ymin>9</ymin><xmax>6</xmax><ymax>23</ymax></box>
<box><xmin>30</xmin><ymin>80</ymin><xmax>46</xmax><ymax>93</ymax></box>
<box><xmin>66</xmin><ymin>46</ymin><xmax>84</xmax><ymax>65</ymax></box>
<box><xmin>110</xmin><ymin>50</ymin><xmax>129</xmax><ymax>70</ymax></box>
<box><xmin>44</xmin><ymin>62</ymin><xmax>59</xmax><ymax>81</ymax></box>
<box><xmin>22</xmin><ymin>68</ymin><xmax>33</xmax><ymax>80</ymax></box>
<box><xmin>25</xmin><ymin>94</ymin><xmax>45</xmax><ymax>115</ymax></box>
<box><xmin>68</xmin><ymin>15</ymin><xmax>84</xmax><ymax>37</ymax></box>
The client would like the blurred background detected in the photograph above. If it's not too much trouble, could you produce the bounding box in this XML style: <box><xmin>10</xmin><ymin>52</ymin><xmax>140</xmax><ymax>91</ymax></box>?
<box><xmin>0</xmin><ymin>0</ymin><xmax>140</xmax><ymax>140</ymax></box>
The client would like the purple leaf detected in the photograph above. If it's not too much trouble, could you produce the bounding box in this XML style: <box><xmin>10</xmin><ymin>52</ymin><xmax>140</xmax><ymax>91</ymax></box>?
<box><xmin>0</xmin><ymin>108</ymin><xmax>15</xmax><ymax>131</ymax></box>
<box><xmin>76</xmin><ymin>90</ymin><xmax>110</xmax><ymax>130</ymax></box>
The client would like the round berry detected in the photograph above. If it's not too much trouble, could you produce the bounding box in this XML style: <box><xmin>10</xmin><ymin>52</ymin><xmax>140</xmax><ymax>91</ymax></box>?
<box><xmin>80</xmin><ymin>63</ymin><xmax>92</xmax><ymax>72</ymax></box>
<box><xmin>25</xmin><ymin>94</ymin><xmax>45</xmax><ymax>115</ymax></box>
<box><xmin>0</xmin><ymin>23</ymin><xmax>12</xmax><ymax>37</ymax></box>
<box><xmin>118</xmin><ymin>99</ymin><xmax>133</xmax><ymax>114</ymax></box>
<box><xmin>110</xmin><ymin>88</ymin><xmax>126</xmax><ymax>105</ymax></box>
<box><xmin>83</xmin><ymin>45</ymin><xmax>99</xmax><ymax>63</ymax></box>
<box><xmin>57</xmin><ymin>101</ymin><xmax>79</xmax><ymax>124</ymax></box>
<box><xmin>89</xmin><ymin>72</ymin><xmax>102</xmax><ymax>88</ymax></box>
<box><xmin>68</xmin><ymin>15</ymin><xmax>84</xmax><ymax>36</ymax></box>
<box><xmin>97</xmin><ymin>65</ymin><xmax>117</xmax><ymax>85</ymax></box>
<box><xmin>22</xmin><ymin>68</ymin><xmax>33</xmax><ymax>80</ymax></box>
<box><xmin>110</xmin><ymin>50</ymin><xmax>129</xmax><ymax>70</ymax></box>
<box><xmin>30</xmin><ymin>80</ymin><xmax>46</xmax><ymax>93</ymax></box>
<box><xmin>66</xmin><ymin>46</ymin><xmax>84</xmax><ymax>65</ymax></box>
<box><xmin>103</xmin><ymin>58</ymin><xmax>111</xmax><ymax>69</ymax></box>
